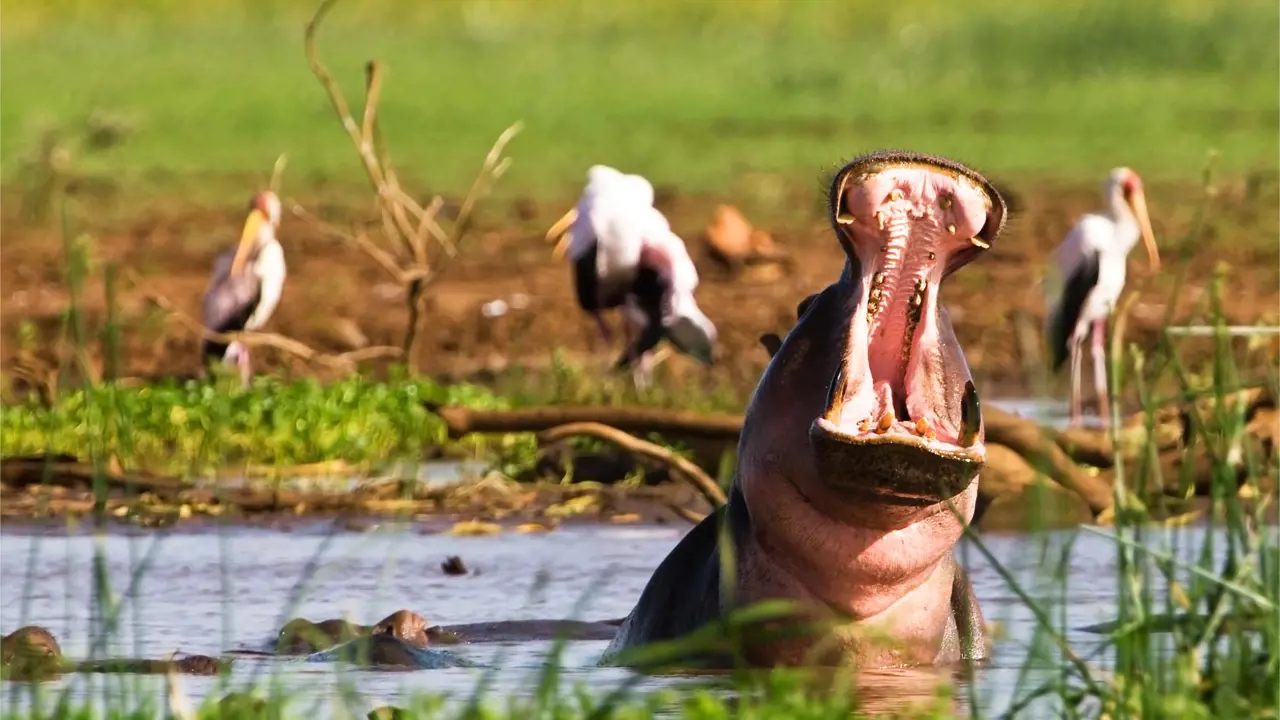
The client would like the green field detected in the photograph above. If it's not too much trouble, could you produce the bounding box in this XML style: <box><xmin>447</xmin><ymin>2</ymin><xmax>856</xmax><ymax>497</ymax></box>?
<box><xmin>3</xmin><ymin>0</ymin><xmax>1277</xmax><ymax>205</ymax></box>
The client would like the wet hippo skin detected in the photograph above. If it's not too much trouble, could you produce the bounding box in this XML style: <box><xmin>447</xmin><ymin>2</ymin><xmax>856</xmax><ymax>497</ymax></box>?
<box><xmin>603</xmin><ymin>151</ymin><xmax>1005</xmax><ymax>670</ymax></box>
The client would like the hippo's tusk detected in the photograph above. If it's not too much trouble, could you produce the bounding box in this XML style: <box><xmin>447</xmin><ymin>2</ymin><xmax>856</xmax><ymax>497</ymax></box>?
<box><xmin>959</xmin><ymin>380</ymin><xmax>982</xmax><ymax>447</ymax></box>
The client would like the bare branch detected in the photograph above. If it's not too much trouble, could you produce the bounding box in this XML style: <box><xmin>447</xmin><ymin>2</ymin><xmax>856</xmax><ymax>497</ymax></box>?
<box><xmin>290</xmin><ymin>204</ymin><xmax>408</xmax><ymax>282</ymax></box>
<box><xmin>303</xmin><ymin>0</ymin><xmax>388</xmax><ymax>194</ymax></box>
<box><xmin>538</xmin><ymin>422</ymin><xmax>728</xmax><ymax>509</ymax></box>
<box><xmin>448</xmin><ymin>122</ymin><xmax>524</xmax><ymax>248</ymax></box>
<box><xmin>303</xmin><ymin>0</ymin><xmax>520</xmax><ymax>374</ymax></box>
<box><xmin>122</xmin><ymin>270</ymin><xmax>401</xmax><ymax>372</ymax></box>
<box><xmin>269</xmin><ymin>153</ymin><xmax>288</xmax><ymax>193</ymax></box>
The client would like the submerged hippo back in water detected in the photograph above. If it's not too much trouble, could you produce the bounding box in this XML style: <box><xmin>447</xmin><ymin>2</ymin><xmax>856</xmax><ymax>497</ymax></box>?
<box><xmin>604</xmin><ymin>151</ymin><xmax>1007</xmax><ymax>668</ymax></box>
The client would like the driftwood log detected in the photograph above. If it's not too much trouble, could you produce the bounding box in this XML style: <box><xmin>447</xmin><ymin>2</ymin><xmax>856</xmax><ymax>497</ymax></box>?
<box><xmin>425</xmin><ymin>386</ymin><xmax>1276</xmax><ymax>517</ymax></box>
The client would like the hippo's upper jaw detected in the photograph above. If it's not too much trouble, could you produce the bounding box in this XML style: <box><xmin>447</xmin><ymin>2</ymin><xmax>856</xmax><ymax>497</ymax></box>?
<box><xmin>808</xmin><ymin>152</ymin><xmax>1007</xmax><ymax>506</ymax></box>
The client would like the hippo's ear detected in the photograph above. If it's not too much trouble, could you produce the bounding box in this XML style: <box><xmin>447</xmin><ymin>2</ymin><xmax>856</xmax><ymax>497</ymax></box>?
<box><xmin>759</xmin><ymin>333</ymin><xmax>783</xmax><ymax>358</ymax></box>
<box><xmin>796</xmin><ymin>293</ymin><xmax>818</xmax><ymax>321</ymax></box>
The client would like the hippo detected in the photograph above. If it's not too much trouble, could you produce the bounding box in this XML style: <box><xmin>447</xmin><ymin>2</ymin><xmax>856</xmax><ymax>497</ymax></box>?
<box><xmin>291</xmin><ymin>610</ymin><xmax>622</xmax><ymax>669</ymax></box>
<box><xmin>266</xmin><ymin>609</ymin><xmax>620</xmax><ymax>661</ymax></box>
<box><xmin>603</xmin><ymin>151</ymin><xmax>1006</xmax><ymax>669</ymax></box>
<box><xmin>2</xmin><ymin>626</ymin><xmax>63</xmax><ymax>681</ymax></box>
<box><xmin>276</xmin><ymin>617</ymin><xmax>370</xmax><ymax>654</ymax></box>
<box><xmin>2</xmin><ymin>625</ymin><xmax>226</xmax><ymax>682</ymax></box>
<box><xmin>309</xmin><ymin>610</ymin><xmax>471</xmax><ymax>669</ymax></box>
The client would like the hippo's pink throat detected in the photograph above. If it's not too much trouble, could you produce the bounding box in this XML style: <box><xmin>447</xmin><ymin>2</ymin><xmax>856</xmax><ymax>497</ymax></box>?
<box><xmin>811</xmin><ymin>165</ymin><xmax>993</xmax><ymax>499</ymax></box>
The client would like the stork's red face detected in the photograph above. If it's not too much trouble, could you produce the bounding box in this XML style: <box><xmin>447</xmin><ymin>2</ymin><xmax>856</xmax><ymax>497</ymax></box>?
<box><xmin>231</xmin><ymin>191</ymin><xmax>281</xmax><ymax>275</ymax></box>
<box><xmin>249</xmin><ymin>191</ymin><xmax>283</xmax><ymax>228</ymax></box>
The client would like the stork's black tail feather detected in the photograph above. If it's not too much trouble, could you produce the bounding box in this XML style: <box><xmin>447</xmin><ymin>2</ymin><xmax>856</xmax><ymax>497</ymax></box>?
<box><xmin>1046</xmin><ymin>251</ymin><xmax>1102</xmax><ymax>372</ymax></box>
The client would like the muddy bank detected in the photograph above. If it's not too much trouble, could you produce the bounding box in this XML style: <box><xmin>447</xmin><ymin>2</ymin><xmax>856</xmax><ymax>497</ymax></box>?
<box><xmin>426</xmin><ymin>383</ymin><xmax>1279</xmax><ymax>531</ymax></box>
<box><xmin>0</xmin><ymin>453</ymin><xmax>715</xmax><ymax>533</ymax></box>
<box><xmin>2</xmin><ymin>177</ymin><xmax>1277</xmax><ymax>402</ymax></box>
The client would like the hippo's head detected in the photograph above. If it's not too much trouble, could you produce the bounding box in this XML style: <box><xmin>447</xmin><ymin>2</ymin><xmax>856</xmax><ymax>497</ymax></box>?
<box><xmin>372</xmin><ymin>610</ymin><xmax>430</xmax><ymax>650</ymax></box>
<box><xmin>738</xmin><ymin>151</ymin><xmax>1004</xmax><ymax>610</ymax></box>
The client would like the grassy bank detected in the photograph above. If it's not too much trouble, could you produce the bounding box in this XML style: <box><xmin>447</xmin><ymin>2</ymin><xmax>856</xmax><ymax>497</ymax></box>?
<box><xmin>0</xmin><ymin>356</ymin><xmax>744</xmax><ymax>476</ymax></box>
<box><xmin>2</xmin><ymin>0</ymin><xmax>1276</xmax><ymax>207</ymax></box>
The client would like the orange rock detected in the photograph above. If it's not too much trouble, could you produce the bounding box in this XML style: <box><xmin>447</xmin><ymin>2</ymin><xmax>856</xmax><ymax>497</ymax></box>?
<box><xmin>704</xmin><ymin>204</ymin><xmax>755</xmax><ymax>264</ymax></box>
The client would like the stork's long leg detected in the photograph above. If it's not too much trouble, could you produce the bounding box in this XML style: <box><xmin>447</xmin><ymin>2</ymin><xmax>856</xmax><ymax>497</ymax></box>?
<box><xmin>631</xmin><ymin>351</ymin><xmax>655</xmax><ymax>392</ymax></box>
<box><xmin>237</xmin><ymin>345</ymin><xmax>253</xmax><ymax>389</ymax></box>
<box><xmin>1091</xmin><ymin>317</ymin><xmax>1110</xmax><ymax>427</ymax></box>
<box><xmin>593</xmin><ymin>312</ymin><xmax>613</xmax><ymax>344</ymax></box>
<box><xmin>1068</xmin><ymin>330</ymin><xmax>1085</xmax><ymax>429</ymax></box>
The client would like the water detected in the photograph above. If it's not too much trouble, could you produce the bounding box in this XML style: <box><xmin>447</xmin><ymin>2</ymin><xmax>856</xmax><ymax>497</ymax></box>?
<box><xmin>0</xmin><ymin>521</ymin><xmax>1256</xmax><ymax>717</ymax></box>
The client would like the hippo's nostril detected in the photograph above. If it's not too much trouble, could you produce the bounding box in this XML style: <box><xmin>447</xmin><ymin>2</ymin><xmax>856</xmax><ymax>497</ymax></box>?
<box><xmin>959</xmin><ymin>380</ymin><xmax>981</xmax><ymax>448</ymax></box>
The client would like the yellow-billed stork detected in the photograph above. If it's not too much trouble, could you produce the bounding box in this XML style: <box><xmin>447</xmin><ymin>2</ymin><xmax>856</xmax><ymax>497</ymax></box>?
<box><xmin>546</xmin><ymin>165</ymin><xmax>717</xmax><ymax>385</ymax></box>
<box><xmin>201</xmin><ymin>191</ymin><xmax>286</xmax><ymax>385</ymax></box>
<box><xmin>1044</xmin><ymin>167</ymin><xmax>1159</xmax><ymax>427</ymax></box>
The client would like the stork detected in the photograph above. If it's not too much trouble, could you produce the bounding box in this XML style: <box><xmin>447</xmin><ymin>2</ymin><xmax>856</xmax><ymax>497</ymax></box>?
<box><xmin>1044</xmin><ymin>167</ymin><xmax>1159</xmax><ymax>427</ymax></box>
<box><xmin>615</xmin><ymin>217</ymin><xmax>717</xmax><ymax>387</ymax></box>
<box><xmin>201</xmin><ymin>191</ymin><xmax>286</xmax><ymax>386</ymax></box>
<box><xmin>546</xmin><ymin>166</ymin><xmax>716</xmax><ymax>385</ymax></box>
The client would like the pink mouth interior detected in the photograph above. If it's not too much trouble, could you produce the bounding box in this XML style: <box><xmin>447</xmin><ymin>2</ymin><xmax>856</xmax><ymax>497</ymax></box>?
<box><xmin>817</xmin><ymin>167</ymin><xmax>989</xmax><ymax>450</ymax></box>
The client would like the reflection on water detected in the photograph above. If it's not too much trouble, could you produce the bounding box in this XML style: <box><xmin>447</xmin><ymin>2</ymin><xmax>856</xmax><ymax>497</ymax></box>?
<box><xmin>0</xmin><ymin>521</ymin><xmax>1251</xmax><ymax>717</ymax></box>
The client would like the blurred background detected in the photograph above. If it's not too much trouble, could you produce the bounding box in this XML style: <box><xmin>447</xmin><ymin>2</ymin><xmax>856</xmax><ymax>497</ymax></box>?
<box><xmin>2</xmin><ymin>0</ymin><xmax>1277</xmax><ymax>401</ymax></box>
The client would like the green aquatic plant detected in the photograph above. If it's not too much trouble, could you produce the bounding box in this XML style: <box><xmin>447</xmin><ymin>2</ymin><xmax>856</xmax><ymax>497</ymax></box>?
<box><xmin>0</xmin><ymin>373</ymin><xmax>513</xmax><ymax>476</ymax></box>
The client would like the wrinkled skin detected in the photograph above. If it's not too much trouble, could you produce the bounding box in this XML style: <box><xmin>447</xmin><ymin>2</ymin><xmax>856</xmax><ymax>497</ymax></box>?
<box><xmin>603</xmin><ymin>151</ymin><xmax>1007</xmax><ymax>669</ymax></box>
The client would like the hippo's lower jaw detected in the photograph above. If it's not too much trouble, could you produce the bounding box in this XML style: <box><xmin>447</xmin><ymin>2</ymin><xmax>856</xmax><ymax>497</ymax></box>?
<box><xmin>808</xmin><ymin>153</ymin><xmax>1002</xmax><ymax>505</ymax></box>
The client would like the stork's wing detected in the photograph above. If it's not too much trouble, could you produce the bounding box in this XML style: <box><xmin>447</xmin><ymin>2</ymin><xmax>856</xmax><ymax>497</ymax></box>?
<box><xmin>665</xmin><ymin>291</ymin><xmax>717</xmax><ymax>365</ymax></box>
<box><xmin>635</xmin><ymin>229</ymin><xmax>716</xmax><ymax>365</ymax></box>
<box><xmin>1044</xmin><ymin>214</ymin><xmax>1111</xmax><ymax>371</ymax></box>
<box><xmin>202</xmin><ymin>247</ymin><xmax>262</xmax><ymax>360</ymax></box>
<box><xmin>1045</xmin><ymin>243</ymin><xmax>1101</xmax><ymax>372</ymax></box>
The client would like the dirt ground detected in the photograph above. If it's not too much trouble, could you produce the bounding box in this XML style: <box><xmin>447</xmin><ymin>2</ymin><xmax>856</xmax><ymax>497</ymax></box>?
<box><xmin>1</xmin><ymin>175</ymin><xmax>1277</xmax><ymax>401</ymax></box>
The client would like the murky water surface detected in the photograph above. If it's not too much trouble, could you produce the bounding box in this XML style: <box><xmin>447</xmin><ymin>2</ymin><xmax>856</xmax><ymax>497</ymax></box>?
<box><xmin>0</xmin><ymin>519</ymin><xmax>1256</xmax><ymax>717</ymax></box>
<box><xmin>0</xmin><ymin>396</ymin><xmax>1263</xmax><ymax>716</ymax></box>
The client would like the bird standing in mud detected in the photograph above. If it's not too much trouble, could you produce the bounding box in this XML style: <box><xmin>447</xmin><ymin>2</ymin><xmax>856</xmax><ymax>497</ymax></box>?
<box><xmin>1044</xmin><ymin>167</ymin><xmax>1160</xmax><ymax>427</ymax></box>
<box><xmin>545</xmin><ymin>165</ymin><xmax>717</xmax><ymax>387</ymax></box>
<box><xmin>201</xmin><ymin>191</ymin><xmax>286</xmax><ymax>386</ymax></box>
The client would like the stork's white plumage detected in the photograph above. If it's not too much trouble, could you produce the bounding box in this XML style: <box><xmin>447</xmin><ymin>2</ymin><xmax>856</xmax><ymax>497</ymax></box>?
<box><xmin>621</xmin><ymin>216</ymin><xmax>718</xmax><ymax>379</ymax></box>
<box><xmin>1044</xmin><ymin>167</ymin><xmax>1159</xmax><ymax>427</ymax></box>
<box><xmin>546</xmin><ymin>165</ymin><xmax>717</xmax><ymax>385</ymax></box>
<box><xmin>201</xmin><ymin>191</ymin><xmax>287</xmax><ymax>385</ymax></box>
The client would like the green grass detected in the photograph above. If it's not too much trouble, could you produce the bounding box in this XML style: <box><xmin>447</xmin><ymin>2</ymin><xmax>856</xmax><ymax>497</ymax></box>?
<box><xmin>0</xmin><ymin>353</ymin><xmax>745</xmax><ymax>476</ymax></box>
<box><xmin>2</xmin><ymin>0</ymin><xmax>1277</xmax><ymax>208</ymax></box>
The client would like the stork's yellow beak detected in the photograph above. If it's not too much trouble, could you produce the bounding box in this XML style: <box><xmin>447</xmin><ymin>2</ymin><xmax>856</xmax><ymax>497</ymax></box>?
<box><xmin>546</xmin><ymin>207</ymin><xmax>578</xmax><ymax>260</ymax></box>
<box><xmin>1127</xmin><ymin>187</ymin><xmax>1159</xmax><ymax>272</ymax></box>
<box><xmin>230</xmin><ymin>209</ymin><xmax>268</xmax><ymax>276</ymax></box>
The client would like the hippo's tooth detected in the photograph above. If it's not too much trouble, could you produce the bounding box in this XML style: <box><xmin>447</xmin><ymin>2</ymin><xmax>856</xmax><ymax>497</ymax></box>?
<box><xmin>825</xmin><ymin>365</ymin><xmax>848</xmax><ymax>420</ymax></box>
<box><xmin>959</xmin><ymin>380</ymin><xmax>982</xmax><ymax>447</ymax></box>
<box><xmin>914</xmin><ymin>418</ymin><xmax>931</xmax><ymax>436</ymax></box>
<box><xmin>876</xmin><ymin>409</ymin><xmax>895</xmax><ymax>433</ymax></box>
<box><xmin>970</xmin><ymin>237</ymin><xmax>991</xmax><ymax>250</ymax></box>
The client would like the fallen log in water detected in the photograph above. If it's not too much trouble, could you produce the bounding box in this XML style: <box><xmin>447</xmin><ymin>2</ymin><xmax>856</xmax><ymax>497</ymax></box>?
<box><xmin>426</xmin><ymin>388</ymin><xmax>1276</xmax><ymax>517</ymax></box>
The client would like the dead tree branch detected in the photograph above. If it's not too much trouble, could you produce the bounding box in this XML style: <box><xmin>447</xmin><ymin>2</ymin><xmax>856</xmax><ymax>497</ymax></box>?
<box><xmin>301</xmin><ymin>0</ymin><xmax>521</xmax><ymax>371</ymax></box>
<box><xmin>538</xmin><ymin>422</ymin><xmax>728</xmax><ymax>509</ymax></box>
<box><xmin>123</xmin><ymin>270</ymin><xmax>401</xmax><ymax>373</ymax></box>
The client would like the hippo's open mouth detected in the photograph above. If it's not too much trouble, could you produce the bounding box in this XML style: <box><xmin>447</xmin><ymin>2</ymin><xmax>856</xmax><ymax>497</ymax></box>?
<box><xmin>809</xmin><ymin>152</ymin><xmax>1006</xmax><ymax>502</ymax></box>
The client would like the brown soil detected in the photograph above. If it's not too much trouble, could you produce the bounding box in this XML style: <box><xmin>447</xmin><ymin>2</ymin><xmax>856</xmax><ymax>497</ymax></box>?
<box><xmin>1</xmin><ymin>177</ymin><xmax>1276</xmax><ymax>400</ymax></box>
<box><xmin>0</xmin><ymin>453</ymin><xmax>713</xmax><ymax>532</ymax></box>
